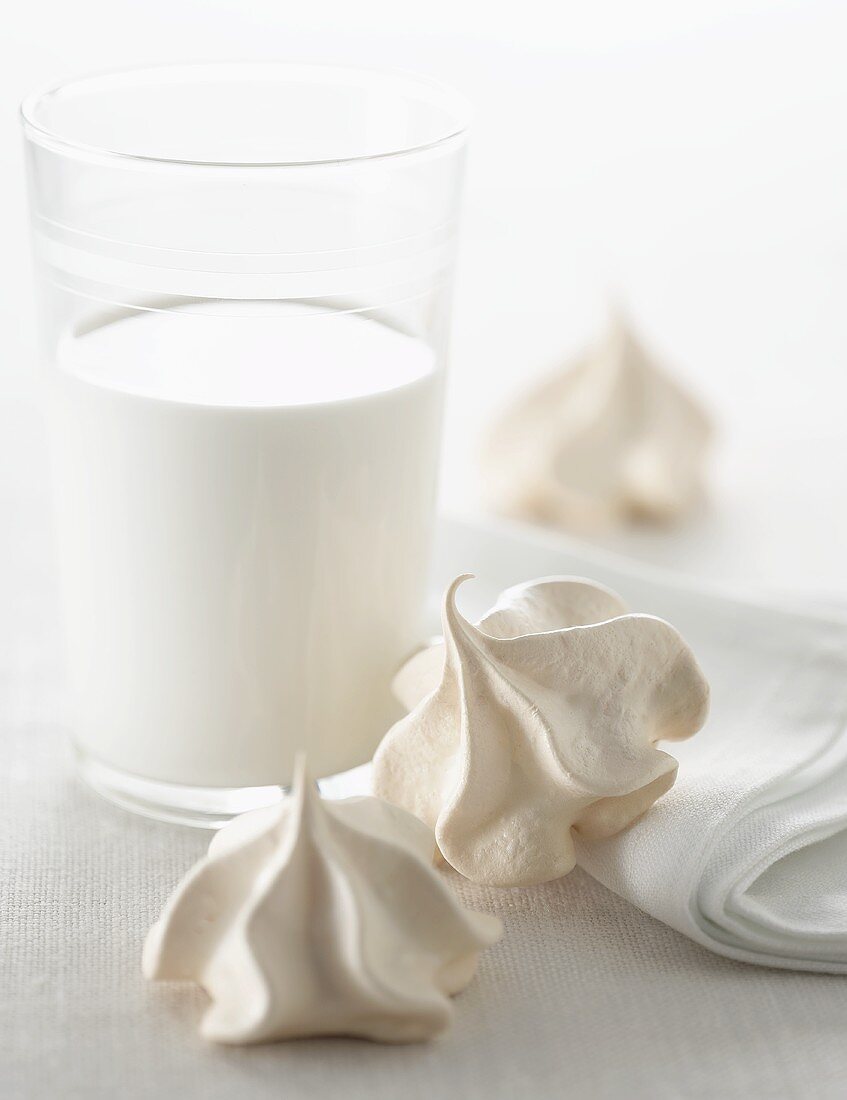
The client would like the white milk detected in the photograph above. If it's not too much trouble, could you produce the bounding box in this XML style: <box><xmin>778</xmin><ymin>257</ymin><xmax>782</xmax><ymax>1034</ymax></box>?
<box><xmin>49</xmin><ymin>302</ymin><xmax>442</xmax><ymax>788</ymax></box>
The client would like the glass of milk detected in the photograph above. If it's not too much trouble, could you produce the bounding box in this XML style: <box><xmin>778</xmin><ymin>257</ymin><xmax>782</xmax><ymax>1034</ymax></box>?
<box><xmin>21</xmin><ymin>64</ymin><xmax>469</xmax><ymax>825</ymax></box>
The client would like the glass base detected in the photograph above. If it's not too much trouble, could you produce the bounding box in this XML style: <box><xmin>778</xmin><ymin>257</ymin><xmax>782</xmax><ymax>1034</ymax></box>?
<box><xmin>75</xmin><ymin>748</ymin><xmax>287</xmax><ymax>829</ymax></box>
<box><xmin>75</xmin><ymin>747</ymin><xmax>373</xmax><ymax>829</ymax></box>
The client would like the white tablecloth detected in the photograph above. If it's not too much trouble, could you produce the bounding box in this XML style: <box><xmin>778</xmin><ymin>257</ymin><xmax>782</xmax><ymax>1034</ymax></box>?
<box><xmin>3</xmin><ymin>416</ymin><xmax>847</xmax><ymax>1100</ymax></box>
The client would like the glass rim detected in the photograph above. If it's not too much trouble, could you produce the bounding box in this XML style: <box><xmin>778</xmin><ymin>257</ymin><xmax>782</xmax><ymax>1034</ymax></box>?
<box><xmin>20</xmin><ymin>61</ymin><xmax>473</xmax><ymax>170</ymax></box>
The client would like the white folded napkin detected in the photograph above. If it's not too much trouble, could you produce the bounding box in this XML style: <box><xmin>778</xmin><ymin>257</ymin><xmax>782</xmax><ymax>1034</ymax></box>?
<box><xmin>432</xmin><ymin>516</ymin><xmax>847</xmax><ymax>973</ymax></box>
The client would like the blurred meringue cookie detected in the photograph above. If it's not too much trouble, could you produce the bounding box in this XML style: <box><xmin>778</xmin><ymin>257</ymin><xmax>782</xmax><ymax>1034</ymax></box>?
<box><xmin>373</xmin><ymin>575</ymin><xmax>709</xmax><ymax>888</ymax></box>
<box><xmin>143</xmin><ymin>756</ymin><xmax>502</xmax><ymax>1044</ymax></box>
<box><xmin>482</xmin><ymin>312</ymin><xmax>712</xmax><ymax>531</ymax></box>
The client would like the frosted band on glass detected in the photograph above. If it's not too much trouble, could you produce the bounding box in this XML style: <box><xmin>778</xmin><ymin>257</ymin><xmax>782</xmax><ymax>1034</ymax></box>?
<box><xmin>36</xmin><ymin>231</ymin><xmax>456</xmax><ymax>302</ymax></box>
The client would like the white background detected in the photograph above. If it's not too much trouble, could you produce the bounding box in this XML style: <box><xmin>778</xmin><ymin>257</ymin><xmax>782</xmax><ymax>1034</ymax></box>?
<box><xmin>4</xmin><ymin>0</ymin><xmax>847</xmax><ymax>595</ymax></box>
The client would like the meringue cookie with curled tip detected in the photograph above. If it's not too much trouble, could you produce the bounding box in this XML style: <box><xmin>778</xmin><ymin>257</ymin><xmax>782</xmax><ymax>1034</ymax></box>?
<box><xmin>373</xmin><ymin>576</ymin><xmax>710</xmax><ymax>888</ymax></box>
<box><xmin>482</xmin><ymin>312</ymin><xmax>712</xmax><ymax>532</ymax></box>
<box><xmin>143</xmin><ymin>756</ymin><xmax>502</xmax><ymax>1045</ymax></box>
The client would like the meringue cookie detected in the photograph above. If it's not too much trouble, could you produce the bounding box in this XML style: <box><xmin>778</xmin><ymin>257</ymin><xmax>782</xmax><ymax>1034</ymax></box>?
<box><xmin>373</xmin><ymin>576</ymin><xmax>709</xmax><ymax>888</ymax></box>
<box><xmin>482</xmin><ymin>312</ymin><xmax>712</xmax><ymax>532</ymax></box>
<box><xmin>143</xmin><ymin>757</ymin><xmax>502</xmax><ymax>1044</ymax></box>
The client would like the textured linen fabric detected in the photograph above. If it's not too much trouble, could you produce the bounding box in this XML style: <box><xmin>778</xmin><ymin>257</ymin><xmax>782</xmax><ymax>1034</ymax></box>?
<box><xmin>437</xmin><ymin>518</ymin><xmax>847</xmax><ymax>972</ymax></box>
<box><xmin>4</xmin><ymin>422</ymin><xmax>847</xmax><ymax>1097</ymax></box>
<box><xmin>5</xmin><ymin>729</ymin><xmax>847</xmax><ymax>1100</ymax></box>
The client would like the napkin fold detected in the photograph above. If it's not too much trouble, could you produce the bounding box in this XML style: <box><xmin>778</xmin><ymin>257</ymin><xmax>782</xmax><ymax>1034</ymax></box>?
<box><xmin>434</xmin><ymin>517</ymin><xmax>847</xmax><ymax>973</ymax></box>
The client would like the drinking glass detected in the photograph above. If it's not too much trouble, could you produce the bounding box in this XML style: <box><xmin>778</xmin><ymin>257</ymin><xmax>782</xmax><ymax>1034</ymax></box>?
<box><xmin>21</xmin><ymin>63</ymin><xmax>470</xmax><ymax>825</ymax></box>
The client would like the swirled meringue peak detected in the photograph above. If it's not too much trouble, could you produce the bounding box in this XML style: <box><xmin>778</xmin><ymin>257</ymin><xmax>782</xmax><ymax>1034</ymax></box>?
<box><xmin>373</xmin><ymin>576</ymin><xmax>709</xmax><ymax>888</ymax></box>
<box><xmin>142</xmin><ymin>756</ymin><xmax>502</xmax><ymax>1044</ymax></box>
<box><xmin>482</xmin><ymin>312</ymin><xmax>712</xmax><ymax>532</ymax></box>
